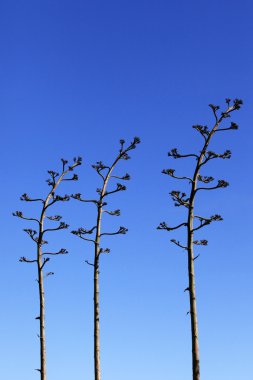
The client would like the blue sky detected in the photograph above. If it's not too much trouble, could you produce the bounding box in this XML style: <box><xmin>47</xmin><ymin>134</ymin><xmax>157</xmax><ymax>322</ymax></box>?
<box><xmin>1</xmin><ymin>1</ymin><xmax>252</xmax><ymax>379</ymax></box>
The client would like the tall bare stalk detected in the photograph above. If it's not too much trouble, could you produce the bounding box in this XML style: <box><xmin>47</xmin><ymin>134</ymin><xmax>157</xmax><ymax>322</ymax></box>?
<box><xmin>158</xmin><ymin>99</ymin><xmax>242</xmax><ymax>380</ymax></box>
<box><xmin>13</xmin><ymin>157</ymin><xmax>82</xmax><ymax>380</ymax></box>
<box><xmin>71</xmin><ymin>137</ymin><xmax>140</xmax><ymax>380</ymax></box>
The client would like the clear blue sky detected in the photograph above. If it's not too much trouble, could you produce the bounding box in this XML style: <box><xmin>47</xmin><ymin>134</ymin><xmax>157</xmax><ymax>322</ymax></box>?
<box><xmin>1</xmin><ymin>1</ymin><xmax>252</xmax><ymax>379</ymax></box>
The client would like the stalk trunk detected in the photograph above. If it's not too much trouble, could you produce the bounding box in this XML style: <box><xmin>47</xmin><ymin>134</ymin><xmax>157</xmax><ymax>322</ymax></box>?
<box><xmin>91</xmin><ymin>150</ymin><xmax>127</xmax><ymax>380</ymax></box>
<box><xmin>187</xmin><ymin>122</ymin><xmax>219</xmax><ymax>380</ymax></box>
<box><xmin>38</xmin><ymin>247</ymin><xmax>46</xmax><ymax>380</ymax></box>
<box><xmin>94</xmin><ymin>201</ymin><xmax>102</xmax><ymax>380</ymax></box>
<box><xmin>94</xmin><ymin>254</ymin><xmax>101</xmax><ymax>380</ymax></box>
<box><xmin>187</xmin><ymin>204</ymin><xmax>200</xmax><ymax>380</ymax></box>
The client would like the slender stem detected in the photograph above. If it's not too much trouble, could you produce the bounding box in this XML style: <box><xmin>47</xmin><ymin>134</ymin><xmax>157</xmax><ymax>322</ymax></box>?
<box><xmin>187</xmin><ymin>107</ymin><xmax>233</xmax><ymax>380</ymax></box>
<box><xmin>93</xmin><ymin>149</ymin><xmax>128</xmax><ymax>380</ymax></box>
<box><xmin>36</xmin><ymin>171</ymin><xmax>67</xmax><ymax>380</ymax></box>
<box><xmin>94</xmin><ymin>211</ymin><xmax>101</xmax><ymax>380</ymax></box>
<box><xmin>35</xmin><ymin>164</ymin><xmax>79</xmax><ymax>380</ymax></box>
<box><xmin>187</xmin><ymin>201</ymin><xmax>200</xmax><ymax>380</ymax></box>
<box><xmin>38</xmin><ymin>244</ymin><xmax>46</xmax><ymax>380</ymax></box>
<box><xmin>16</xmin><ymin>159</ymin><xmax>81</xmax><ymax>379</ymax></box>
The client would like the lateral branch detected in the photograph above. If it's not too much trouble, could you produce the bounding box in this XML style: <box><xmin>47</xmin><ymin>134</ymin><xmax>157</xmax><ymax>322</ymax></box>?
<box><xmin>157</xmin><ymin>221</ymin><xmax>187</xmax><ymax>231</ymax></box>
<box><xmin>170</xmin><ymin>239</ymin><xmax>188</xmax><ymax>250</ymax></box>
<box><xmin>100</xmin><ymin>226</ymin><xmax>128</xmax><ymax>236</ymax></box>
<box><xmin>162</xmin><ymin>169</ymin><xmax>192</xmax><ymax>183</ymax></box>
<box><xmin>170</xmin><ymin>190</ymin><xmax>190</xmax><ymax>208</ymax></box>
<box><xmin>168</xmin><ymin>148</ymin><xmax>199</xmax><ymax>160</ymax></box>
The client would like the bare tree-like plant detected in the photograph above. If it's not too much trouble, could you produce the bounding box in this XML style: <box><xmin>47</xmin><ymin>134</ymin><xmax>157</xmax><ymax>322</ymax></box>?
<box><xmin>13</xmin><ymin>157</ymin><xmax>82</xmax><ymax>380</ymax></box>
<box><xmin>157</xmin><ymin>99</ymin><xmax>242</xmax><ymax>380</ymax></box>
<box><xmin>71</xmin><ymin>137</ymin><xmax>140</xmax><ymax>380</ymax></box>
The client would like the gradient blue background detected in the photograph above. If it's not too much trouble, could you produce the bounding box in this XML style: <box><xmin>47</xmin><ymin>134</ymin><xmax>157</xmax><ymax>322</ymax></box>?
<box><xmin>1</xmin><ymin>1</ymin><xmax>252</xmax><ymax>379</ymax></box>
